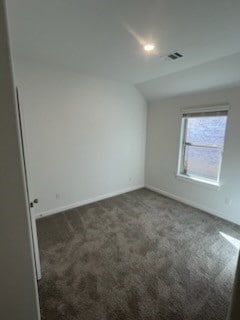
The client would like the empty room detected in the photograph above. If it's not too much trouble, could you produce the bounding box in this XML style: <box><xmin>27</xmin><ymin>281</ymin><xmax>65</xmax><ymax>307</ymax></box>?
<box><xmin>2</xmin><ymin>0</ymin><xmax>240</xmax><ymax>319</ymax></box>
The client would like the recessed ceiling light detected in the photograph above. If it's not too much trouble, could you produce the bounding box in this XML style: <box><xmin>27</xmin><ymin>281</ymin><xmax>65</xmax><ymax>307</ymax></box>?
<box><xmin>143</xmin><ymin>43</ymin><xmax>155</xmax><ymax>52</ymax></box>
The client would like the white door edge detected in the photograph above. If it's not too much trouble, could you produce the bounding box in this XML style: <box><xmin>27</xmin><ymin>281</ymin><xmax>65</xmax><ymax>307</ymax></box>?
<box><xmin>16</xmin><ymin>87</ymin><xmax>42</xmax><ymax>280</ymax></box>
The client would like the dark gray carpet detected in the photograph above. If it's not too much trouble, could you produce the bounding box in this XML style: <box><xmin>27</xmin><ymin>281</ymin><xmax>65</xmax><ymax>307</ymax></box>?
<box><xmin>37</xmin><ymin>188</ymin><xmax>240</xmax><ymax>320</ymax></box>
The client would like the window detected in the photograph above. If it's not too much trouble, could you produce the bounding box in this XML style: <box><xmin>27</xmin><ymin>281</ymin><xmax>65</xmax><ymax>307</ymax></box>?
<box><xmin>177</xmin><ymin>108</ymin><xmax>228</xmax><ymax>186</ymax></box>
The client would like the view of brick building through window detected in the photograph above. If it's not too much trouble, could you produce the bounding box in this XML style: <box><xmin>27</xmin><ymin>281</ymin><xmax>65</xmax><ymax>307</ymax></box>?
<box><xmin>183</xmin><ymin>115</ymin><xmax>228</xmax><ymax>181</ymax></box>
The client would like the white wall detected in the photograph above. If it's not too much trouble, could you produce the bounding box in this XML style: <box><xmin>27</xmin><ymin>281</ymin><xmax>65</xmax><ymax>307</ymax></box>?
<box><xmin>0</xmin><ymin>2</ymin><xmax>40</xmax><ymax>319</ymax></box>
<box><xmin>14</xmin><ymin>58</ymin><xmax>146</xmax><ymax>216</ymax></box>
<box><xmin>146</xmin><ymin>87</ymin><xmax>240</xmax><ymax>225</ymax></box>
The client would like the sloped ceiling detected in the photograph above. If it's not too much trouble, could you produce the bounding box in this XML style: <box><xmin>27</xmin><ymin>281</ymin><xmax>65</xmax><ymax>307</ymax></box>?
<box><xmin>7</xmin><ymin>0</ymin><xmax>240</xmax><ymax>100</ymax></box>
<box><xmin>137</xmin><ymin>52</ymin><xmax>240</xmax><ymax>102</ymax></box>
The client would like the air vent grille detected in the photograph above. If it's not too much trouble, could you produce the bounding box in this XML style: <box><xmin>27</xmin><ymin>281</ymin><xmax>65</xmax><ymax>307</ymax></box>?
<box><xmin>167</xmin><ymin>52</ymin><xmax>183</xmax><ymax>60</ymax></box>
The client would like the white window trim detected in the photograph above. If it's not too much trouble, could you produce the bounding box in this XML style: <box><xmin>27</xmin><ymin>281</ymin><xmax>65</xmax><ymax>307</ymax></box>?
<box><xmin>175</xmin><ymin>173</ymin><xmax>223</xmax><ymax>190</ymax></box>
<box><xmin>176</xmin><ymin>105</ymin><xmax>229</xmax><ymax>188</ymax></box>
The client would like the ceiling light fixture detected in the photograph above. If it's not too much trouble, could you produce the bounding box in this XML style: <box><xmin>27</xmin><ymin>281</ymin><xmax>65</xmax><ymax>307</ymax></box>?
<box><xmin>143</xmin><ymin>43</ymin><xmax>155</xmax><ymax>52</ymax></box>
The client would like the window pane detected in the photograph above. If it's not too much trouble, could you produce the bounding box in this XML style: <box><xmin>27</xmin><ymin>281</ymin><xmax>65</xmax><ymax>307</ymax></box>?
<box><xmin>184</xmin><ymin>145</ymin><xmax>222</xmax><ymax>180</ymax></box>
<box><xmin>186</xmin><ymin>116</ymin><xmax>227</xmax><ymax>145</ymax></box>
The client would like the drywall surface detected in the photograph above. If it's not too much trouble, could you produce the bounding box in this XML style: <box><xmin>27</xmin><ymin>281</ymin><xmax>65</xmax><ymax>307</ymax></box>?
<box><xmin>14</xmin><ymin>58</ymin><xmax>146</xmax><ymax>216</ymax></box>
<box><xmin>0</xmin><ymin>2</ymin><xmax>40</xmax><ymax>319</ymax></box>
<box><xmin>146</xmin><ymin>87</ymin><xmax>240</xmax><ymax>225</ymax></box>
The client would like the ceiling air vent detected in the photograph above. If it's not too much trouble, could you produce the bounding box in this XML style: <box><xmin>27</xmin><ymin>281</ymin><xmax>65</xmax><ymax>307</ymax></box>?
<box><xmin>167</xmin><ymin>52</ymin><xmax>183</xmax><ymax>60</ymax></box>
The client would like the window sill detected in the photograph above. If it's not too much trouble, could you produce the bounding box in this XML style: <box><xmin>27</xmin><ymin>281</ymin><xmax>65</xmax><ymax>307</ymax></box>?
<box><xmin>175</xmin><ymin>173</ymin><xmax>222</xmax><ymax>190</ymax></box>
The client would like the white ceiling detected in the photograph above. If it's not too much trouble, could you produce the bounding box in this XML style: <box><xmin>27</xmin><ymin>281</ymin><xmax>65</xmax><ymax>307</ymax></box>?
<box><xmin>137</xmin><ymin>52</ymin><xmax>240</xmax><ymax>101</ymax></box>
<box><xmin>7</xmin><ymin>0</ymin><xmax>240</xmax><ymax>100</ymax></box>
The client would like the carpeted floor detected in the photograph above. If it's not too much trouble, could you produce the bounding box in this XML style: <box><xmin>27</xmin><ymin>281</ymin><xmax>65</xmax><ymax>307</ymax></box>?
<box><xmin>37</xmin><ymin>188</ymin><xmax>240</xmax><ymax>320</ymax></box>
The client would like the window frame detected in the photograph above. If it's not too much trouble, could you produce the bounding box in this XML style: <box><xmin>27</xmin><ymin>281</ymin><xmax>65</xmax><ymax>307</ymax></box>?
<box><xmin>177</xmin><ymin>106</ymin><xmax>229</xmax><ymax>187</ymax></box>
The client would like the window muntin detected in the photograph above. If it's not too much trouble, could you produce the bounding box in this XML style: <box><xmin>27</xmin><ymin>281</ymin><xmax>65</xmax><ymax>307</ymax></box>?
<box><xmin>179</xmin><ymin>111</ymin><xmax>228</xmax><ymax>184</ymax></box>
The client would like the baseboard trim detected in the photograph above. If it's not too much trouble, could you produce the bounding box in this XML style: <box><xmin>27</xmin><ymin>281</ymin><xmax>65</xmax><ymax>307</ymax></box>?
<box><xmin>145</xmin><ymin>184</ymin><xmax>239</xmax><ymax>225</ymax></box>
<box><xmin>36</xmin><ymin>185</ymin><xmax>144</xmax><ymax>219</ymax></box>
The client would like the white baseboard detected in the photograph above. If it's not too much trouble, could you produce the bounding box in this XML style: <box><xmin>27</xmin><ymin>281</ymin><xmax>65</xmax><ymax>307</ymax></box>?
<box><xmin>145</xmin><ymin>184</ymin><xmax>238</xmax><ymax>225</ymax></box>
<box><xmin>35</xmin><ymin>185</ymin><xmax>144</xmax><ymax>219</ymax></box>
